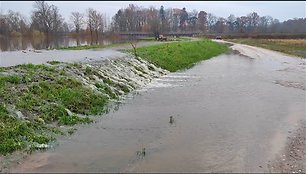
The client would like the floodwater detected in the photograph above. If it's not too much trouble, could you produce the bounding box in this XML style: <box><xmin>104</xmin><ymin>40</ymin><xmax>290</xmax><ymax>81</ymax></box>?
<box><xmin>0</xmin><ymin>36</ymin><xmax>128</xmax><ymax>52</ymax></box>
<box><xmin>11</xmin><ymin>42</ymin><xmax>305</xmax><ymax>173</ymax></box>
<box><xmin>0</xmin><ymin>41</ymin><xmax>165</xmax><ymax>67</ymax></box>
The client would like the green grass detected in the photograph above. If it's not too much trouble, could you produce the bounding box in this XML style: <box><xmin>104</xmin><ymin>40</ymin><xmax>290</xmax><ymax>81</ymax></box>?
<box><xmin>135</xmin><ymin>39</ymin><xmax>229</xmax><ymax>72</ymax></box>
<box><xmin>226</xmin><ymin>38</ymin><xmax>306</xmax><ymax>58</ymax></box>
<box><xmin>0</xmin><ymin>103</ymin><xmax>55</xmax><ymax>154</ymax></box>
<box><xmin>47</xmin><ymin>60</ymin><xmax>62</xmax><ymax>65</ymax></box>
<box><xmin>0</xmin><ymin>63</ymin><xmax>120</xmax><ymax>155</ymax></box>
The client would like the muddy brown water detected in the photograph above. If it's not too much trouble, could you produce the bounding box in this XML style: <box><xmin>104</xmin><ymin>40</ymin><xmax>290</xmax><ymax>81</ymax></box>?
<box><xmin>10</xmin><ymin>43</ymin><xmax>305</xmax><ymax>173</ymax></box>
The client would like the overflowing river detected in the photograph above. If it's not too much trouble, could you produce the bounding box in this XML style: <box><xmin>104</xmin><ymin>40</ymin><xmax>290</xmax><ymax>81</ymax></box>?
<box><xmin>6</xmin><ymin>41</ymin><xmax>306</xmax><ymax>172</ymax></box>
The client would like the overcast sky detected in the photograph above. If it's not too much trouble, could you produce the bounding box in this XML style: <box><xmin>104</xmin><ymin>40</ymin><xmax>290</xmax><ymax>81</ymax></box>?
<box><xmin>1</xmin><ymin>1</ymin><xmax>305</xmax><ymax>23</ymax></box>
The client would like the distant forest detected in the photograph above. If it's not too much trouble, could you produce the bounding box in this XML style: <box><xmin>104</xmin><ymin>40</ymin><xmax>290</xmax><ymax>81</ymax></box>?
<box><xmin>1</xmin><ymin>1</ymin><xmax>305</xmax><ymax>39</ymax></box>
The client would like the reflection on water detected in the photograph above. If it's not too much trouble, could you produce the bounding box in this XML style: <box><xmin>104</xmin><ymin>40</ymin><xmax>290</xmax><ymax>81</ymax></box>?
<box><xmin>0</xmin><ymin>36</ymin><xmax>135</xmax><ymax>52</ymax></box>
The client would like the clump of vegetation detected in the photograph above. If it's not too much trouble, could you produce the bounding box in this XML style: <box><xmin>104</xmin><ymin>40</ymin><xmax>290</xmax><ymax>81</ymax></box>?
<box><xmin>47</xmin><ymin>60</ymin><xmax>62</xmax><ymax>65</ymax></box>
<box><xmin>166</xmin><ymin>37</ymin><xmax>192</xmax><ymax>42</ymax></box>
<box><xmin>135</xmin><ymin>39</ymin><xmax>229</xmax><ymax>72</ymax></box>
<box><xmin>227</xmin><ymin>39</ymin><xmax>306</xmax><ymax>58</ymax></box>
<box><xmin>138</xmin><ymin>36</ymin><xmax>191</xmax><ymax>42</ymax></box>
<box><xmin>60</xmin><ymin>44</ymin><xmax>105</xmax><ymax>50</ymax></box>
<box><xmin>59</xmin><ymin>42</ymin><xmax>130</xmax><ymax>50</ymax></box>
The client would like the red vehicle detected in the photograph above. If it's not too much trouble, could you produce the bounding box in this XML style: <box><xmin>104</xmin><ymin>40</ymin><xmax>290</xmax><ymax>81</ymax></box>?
<box><xmin>158</xmin><ymin>34</ymin><xmax>167</xmax><ymax>41</ymax></box>
<box><xmin>215</xmin><ymin>35</ymin><xmax>222</xmax><ymax>40</ymax></box>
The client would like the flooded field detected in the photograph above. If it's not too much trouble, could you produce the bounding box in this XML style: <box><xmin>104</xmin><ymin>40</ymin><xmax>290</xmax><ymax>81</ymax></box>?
<box><xmin>0</xmin><ymin>41</ymin><xmax>166</xmax><ymax>67</ymax></box>
<box><xmin>0</xmin><ymin>35</ymin><xmax>134</xmax><ymax>52</ymax></box>
<box><xmin>10</xmin><ymin>46</ymin><xmax>305</xmax><ymax>172</ymax></box>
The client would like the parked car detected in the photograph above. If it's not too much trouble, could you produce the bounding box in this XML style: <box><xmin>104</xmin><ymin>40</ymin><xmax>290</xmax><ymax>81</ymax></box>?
<box><xmin>215</xmin><ymin>35</ymin><xmax>222</xmax><ymax>40</ymax></box>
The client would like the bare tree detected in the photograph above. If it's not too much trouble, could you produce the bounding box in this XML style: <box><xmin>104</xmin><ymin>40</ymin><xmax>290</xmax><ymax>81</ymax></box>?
<box><xmin>163</xmin><ymin>8</ymin><xmax>173</xmax><ymax>32</ymax></box>
<box><xmin>227</xmin><ymin>14</ymin><xmax>236</xmax><ymax>33</ymax></box>
<box><xmin>61</xmin><ymin>22</ymin><xmax>70</xmax><ymax>32</ymax></box>
<box><xmin>146</xmin><ymin>6</ymin><xmax>159</xmax><ymax>34</ymax></box>
<box><xmin>31</xmin><ymin>1</ymin><xmax>63</xmax><ymax>36</ymax></box>
<box><xmin>159</xmin><ymin>5</ymin><xmax>166</xmax><ymax>33</ymax></box>
<box><xmin>107</xmin><ymin>5</ymin><xmax>304</xmax><ymax>35</ymax></box>
<box><xmin>0</xmin><ymin>12</ymin><xmax>9</xmax><ymax>35</ymax></box>
<box><xmin>112</xmin><ymin>9</ymin><xmax>127</xmax><ymax>32</ymax></box>
<box><xmin>171</xmin><ymin>8</ymin><xmax>181</xmax><ymax>32</ymax></box>
<box><xmin>87</xmin><ymin>8</ymin><xmax>95</xmax><ymax>44</ymax></box>
<box><xmin>70</xmin><ymin>12</ymin><xmax>84</xmax><ymax>33</ymax></box>
<box><xmin>5</xmin><ymin>10</ymin><xmax>29</xmax><ymax>35</ymax></box>
<box><xmin>94</xmin><ymin>12</ymin><xmax>103</xmax><ymax>42</ymax></box>
<box><xmin>179</xmin><ymin>7</ymin><xmax>188</xmax><ymax>31</ymax></box>
<box><xmin>187</xmin><ymin>10</ymin><xmax>198</xmax><ymax>31</ymax></box>
<box><xmin>50</xmin><ymin>5</ymin><xmax>63</xmax><ymax>33</ymax></box>
<box><xmin>215</xmin><ymin>17</ymin><xmax>227</xmax><ymax>33</ymax></box>
<box><xmin>197</xmin><ymin>11</ymin><xmax>207</xmax><ymax>33</ymax></box>
<box><xmin>207</xmin><ymin>13</ymin><xmax>217</xmax><ymax>33</ymax></box>
<box><xmin>87</xmin><ymin>8</ymin><xmax>103</xmax><ymax>44</ymax></box>
<box><xmin>247</xmin><ymin>12</ymin><xmax>260</xmax><ymax>33</ymax></box>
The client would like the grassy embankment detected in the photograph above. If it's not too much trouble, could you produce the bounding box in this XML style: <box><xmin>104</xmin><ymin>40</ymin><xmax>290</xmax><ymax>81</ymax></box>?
<box><xmin>0</xmin><ymin>63</ymin><xmax>114</xmax><ymax>155</ymax></box>
<box><xmin>0</xmin><ymin>39</ymin><xmax>228</xmax><ymax>156</ymax></box>
<box><xmin>227</xmin><ymin>38</ymin><xmax>306</xmax><ymax>58</ymax></box>
<box><xmin>135</xmin><ymin>39</ymin><xmax>229</xmax><ymax>72</ymax></box>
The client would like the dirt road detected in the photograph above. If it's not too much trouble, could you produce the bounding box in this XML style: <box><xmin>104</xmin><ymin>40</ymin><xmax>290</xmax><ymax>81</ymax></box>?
<box><xmin>3</xmin><ymin>40</ymin><xmax>306</xmax><ymax>173</ymax></box>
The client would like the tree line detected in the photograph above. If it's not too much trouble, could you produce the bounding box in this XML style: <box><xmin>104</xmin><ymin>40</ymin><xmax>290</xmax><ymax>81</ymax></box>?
<box><xmin>1</xmin><ymin>1</ymin><xmax>305</xmax><ymax>40</ymax></box>
<box><xmin>111</xmin><ymin>4</ymin><xmax>306</xmax><ymax>35</ymax></box>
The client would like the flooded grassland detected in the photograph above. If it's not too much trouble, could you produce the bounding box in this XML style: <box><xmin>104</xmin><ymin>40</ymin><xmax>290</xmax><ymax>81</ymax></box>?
<box><xmin>1</xmin><ymin>39</ymin><xmax>305</xmax><ymax>172</ymax></box>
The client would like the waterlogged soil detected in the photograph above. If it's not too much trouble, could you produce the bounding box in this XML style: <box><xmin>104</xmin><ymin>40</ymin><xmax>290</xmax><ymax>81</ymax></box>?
<box><xmin>9</xmin><ymin>42</ymin><xmax>305</xmax><ymax>172</ymax></box>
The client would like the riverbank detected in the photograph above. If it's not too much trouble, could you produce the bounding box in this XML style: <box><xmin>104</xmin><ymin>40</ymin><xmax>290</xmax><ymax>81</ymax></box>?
<box><xmin>226</xmin><ymin>38</ymin><xmax>306</xmax><ymax>58</ymax></box>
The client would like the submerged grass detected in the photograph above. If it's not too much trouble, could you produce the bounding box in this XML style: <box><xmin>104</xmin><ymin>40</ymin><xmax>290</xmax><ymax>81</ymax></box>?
<box><xmin>59</xmin><ymin>37</ymin><xmax>193</xmax><ymax>50</ymax></box>
<box><xmin>0</xmin><ymin>103</ymin><xmax>55</xmax><ymax>154</ymax></box>
<box><xmin>0</xmin><ymin>63</ymin><xmax>117</xmax><ymax>155</ymax></box>
<box><xmin>138</xmin><ymin>36</ymin><xmax>192</xmax><ymax>42</ymax></box>
<box><xmin>59</xmin><ymin>44</ymin><xmax>105</xmax><ymax>50</ymax></box>
<box><xmin>59</xmin><ymin>42</ymin><xmax>131</xmax><ymax>50</ymax></box>
<box><xmin>226</xmin><ymin>38</ymin><xmax>306</xmax><ymax>58</ymax></box>
<box><xmin>135</xmin><ymin>39</ymin><xmax>229</xmax><ymax>72</ymax></box>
